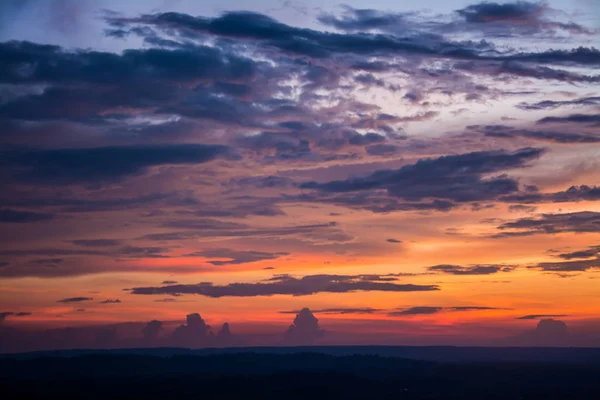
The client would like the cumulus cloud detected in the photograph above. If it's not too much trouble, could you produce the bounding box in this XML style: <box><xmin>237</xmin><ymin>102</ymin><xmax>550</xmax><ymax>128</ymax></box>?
<box><xmin>141</xmin><ymin>320</ymin><xmax>163</xmax><ymax>341</ymax></box>
<box><xmin>170</xmin><ymin>313</ymin><xmax>211</xmax><ymax>347</ymax></box>
<box><xmin>129</xmin><ymin>274</ymin><xmax>439</xmax><ymax>298</ymax></box>
<box><xmin>284</xmin><ymin>308</ymin><xmax>325</xmax><ymax>345</ymax></box>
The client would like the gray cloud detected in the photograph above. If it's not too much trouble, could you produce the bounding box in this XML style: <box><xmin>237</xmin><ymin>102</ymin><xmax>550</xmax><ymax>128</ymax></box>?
<box><xmin>0</xmin><ymin>208</ymin><xmax>54</xmax><ymax>223</ymax></box>
<box><xmin>493</xmin><ymin>211</ymin><xmax>600</xmax><ymax>237</ymax></box>
<box><xmin>280</xmin><ymin>307</ymin><xmax>382</xmax><ymax>315</ymax></box>
<box><xmin>537</xmin><ymin>114</ymin><xmax>600</xmax><ymax>125</ymax></box>
<box><xmin>517</xmin><ymin>314</ymin><xmax>569</xmax><ymax>320</ymax></box>
<box><xmin>57</xmin><ymin>297</ymin><xmax>93</xmax><ymax>303</ymax></box>
<box><xmin>2</xmin><ymin>144</ymin><xmax>234</xmax><ymax>184</ymax></box>
<box><xmin>129</xmin><ymin>274</ymin><xmax>439</xmax><ymax>298</ymax></box>
<box><xmin>428</xmin><ymin>264</ymin><xmax>514</xmax><ymax>275</ymax></box>
<box><xmin>183</xmin><ymin>248</ymin><xmax>289</xmax><ymax>265</ymax></box>
<box><xmin>517</xmin><ymin>96</ymin><xmax>600</xmax><ymax>110</ymax></box>
<box><xmin>389</xmin><ymin>306</ymin><xmax>503</xmax><ymax>316</ymax></box>
<box><xmin>475</xmin><ymin>124</ymin><xmax>600</xmax><ymax>144</ymax></box>
<box><xmin>300</xmin><ymin>148</ymin><xmax>543</xmax><ymax>208</ymax></box>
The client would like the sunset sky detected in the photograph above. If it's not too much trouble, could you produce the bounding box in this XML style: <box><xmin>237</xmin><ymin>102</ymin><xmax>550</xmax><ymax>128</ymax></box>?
<box><xmin>0</xmin><ymin>0</ymin><xmax>599</xmax><ymax>349</ymax></box>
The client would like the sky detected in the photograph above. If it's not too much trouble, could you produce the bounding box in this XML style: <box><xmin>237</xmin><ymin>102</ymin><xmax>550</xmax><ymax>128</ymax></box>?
<box><xmin>0</xmin><ymin>0</ymin><xmax>599</xmax><ymax>351</ymax></box>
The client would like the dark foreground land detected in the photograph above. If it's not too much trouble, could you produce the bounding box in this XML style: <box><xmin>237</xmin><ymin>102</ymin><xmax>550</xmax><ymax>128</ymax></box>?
<box><xmin>2</xmin><ymin>347</ymin><xmax>600</xmax><ymax>399</ymax></box>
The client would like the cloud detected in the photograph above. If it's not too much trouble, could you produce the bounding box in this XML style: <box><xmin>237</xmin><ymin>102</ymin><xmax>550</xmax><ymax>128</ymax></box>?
<box><xmin>280</xmin><ymin>307</ymin><xmax>381</xmax><ymax>315</ymax></box>
<box><xmin>162</xmin><ymin>280</ymin><xmax>178</xmax><ymax>285</ymax></box>
<box><xmin>183</xmin><ymin>249</ymin><xmax>289</xmax><ymax>265</ymax></box>
<box><xmin>57</xmin><ymin>297</ymin><xmax>93</xmax><ymax>303</ymax></box>
<box><xmin>284</xmin><ymin>308</ymin><xmax>325</xmax><ymax>345</ymax></box>
<box><xmin>144</xmin><ymin>221</ymin><xmax>354</xmax><ymax>245</ymax></box>
<box><xmin>387</xmin><ymin>238</ymin><xmax>403</xmax><ymax>243</ymax></box>
<box><xmin>113</xmin><ymin>11</ymin><xmax>600</xmax><ymax>67</ymax></box>
<box><xmin>0</xmin><ymin>311</ymin><xmax>31</xmax><ymax>322</ymax></box>
<box><xmin>531</xmin><ymin>258</ymin><xmax>600</xmax><ymax>272</ymax></box>
<box><xmin>456</xmin><ymin>1</ymin><xmax>597</xmax><ymax>36</ymax></box>
<box><xmin>493</xmin><ymin>211</ymin><xmax>600</xmax><ymax>237</ymax></box>
<box><xmin>517</xmin><ymin>314</ymin><xmax>569</xmax><ymax>320</ymax></box>
<box><xmin>129</xmin><ymin>274</ymin><xmax>439</xmax><ymax>298</ymax></box>
<box><xmin>428</xmin><ymin>264</ymin><xmax>514</xmax><ymax>275</ymax></box>
<box><xmin>301</xmin><ymin>148</ymin><xmax>543</xmax><ymax>205</ymax></box>
<box><xmin>517</xmin><ymin>96</ymin><xmax>600</xmax><ymax>110</ymax></box>
<box><xmin>99</xmin><ymin>299</ymin><xmax>121</xmax><ymax>304</ymax></box>
<box><xmin>3</xmin><ymin>144</ymin><xmax>234</xmax><ymax>184</ymax></box>
<box><xmin>500</xmin><ymin>185</ymin><xmax>600</xmax><ymax>204</ymax></box>
<box><xmin>141</xmin><ymin>320</ymin><xmax>163</xmax><ymax>340</ymax></box>
<box><xmin>537</xmin><ymin>114</ymin><xmax>600</xmax><ymax>125</ymax></box>
<box><xmin>390</xmin><ymin>306</ymin><xmax>504</xmax><ymax>316</ymax></box>
<box><xmin>476</xmin><ymin>124</ymin><xmax>600</xmax><ymax>144</ymax></box>
<box><xmin>71</xmin><ymin>239</ymin><xmax>122</xmax><ymax>247</ymax></box>
<box><xmin>555</xmin><ymin>247</ymin><xmax>600</xmax><ymax>260</ymax></box>
<box><xmin>170</xmin><ymin>313</ymin><xmax>211</xmax><ymax>347</ymax></box>
<box><xmin>0</xmin><ymin>208</ymin><xmax>54</xmax><ymax>223</ymax></box>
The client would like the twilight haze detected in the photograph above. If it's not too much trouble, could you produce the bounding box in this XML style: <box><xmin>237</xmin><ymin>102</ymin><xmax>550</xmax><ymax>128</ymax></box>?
<box><xmin>0</xmin><ymin>0</ymin><xmax>599</xmax><ymax>352</ymax></box>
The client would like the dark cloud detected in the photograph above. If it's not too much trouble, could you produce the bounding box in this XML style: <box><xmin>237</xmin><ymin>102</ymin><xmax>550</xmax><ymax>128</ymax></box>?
<box><xmin>231</xmin><ymin>175</ymin><xmax>296</xmax><ymax>189</ymax></box>
<box><xmin>500</xmin><ymin>185</ymin><xmax>600</xmax><ymax>205</ymax></box>
<box><xmin>509</xmin><ymin>204</ymin><xmax>537</xmax><ymax>213</ymax></box>
<box><xmin>389</xmin><ymin>306</ymin><xmax>443</xmax><ymax>315</ymax></box>
<box><xmin>170</xmin><ymin>313</ymin><xmax>211</xmax><ymax>347</ymax></box>
<box><xmin>57</xmin><ymin>297</ymin><xmax>93</xmax><ymax>303</ymax></box>
<box><xmin>301</xmin><ymin>148</ymin><xmax>543</xmax><ymax>205</ymax></box>
<box><xmin>493</xmin><ymin>211</ymin><xmax>600</xmax><ymax>237</ymax></box>
<box><xmin>161</xmin><ymin>280</ymin><xmax>178</xmax><ymax>285</ymax></box>
<box><xmin>0</xmin><ymin>208</ymin><xmax>54</xmax><ymax>223</ymax></box>
<box><xmin>3</xmin><ymin>144</ymin><xmax>233</xmax><ymax>184</ymax></box>
<box><xmin>141</xmin><ymin>320</ymin><xmax>163</xmax><ymax>341</ymax></box>
<box><xmin>556</xmin><ymin>247</ymin><xmax>599</xmax><ymax>260</ymax></box>
<box><xmin>517</xmin><ymin>96</ymin><xmax>600</xmax><ymax>110</ymax></box>
<box><xmin>99</xmin><ymin>299</ymin><xmax>121</xmax><ymax>304</ymax></box>
<box><xmin>71</xmin><ymin>239</ymin><xmax>122</xmax><ymax>247</ymax></box>
<box><xmin>366</xmin><ymin>144</ymin><xmax>399</xmax><ymax>156</ymax></box>
<box><xmin>145</xmin><ymin>221</ymin><xmax>353</xmax><ymax>245</ymax></box>
<box><xmin>183</xmin><ymin>249</ymin><xmax>289</xmax><ymax>265</ymax></box>
<box><xmin>475</xmin><ymin>124</ymin><xmax>600</xmax><ymax>144</ymax></box>
<box><xmin>0</xmin><ymin>311</ymin><xmax>31</xmax><ymax>322</ymax></box>
<box><xmin>456</xmin><ymin>1</ymin><xmax>596</xmax><ymax>35</ymax></box>
<box><xmin>284</xmin><ymin>308</ymin><xmax>325</xmax><ymax>345</ymax></box>
<box><xmin>517</xmin><ymin>314</ymin><xmax>569</xmax><ymax>320</ymax></box>
<box><xmin>537</xmin><ymin>114</ymin><xmax>600</xmax><ymax>125</ymax></box>
<box><xmin>428</xmin><ymin>264</ymin><xmax>514</xmax><ymax>275</ymax></box>
<box><xmin>114</xmin><ymin>11</ymin><xmax>600</xmax><ymax>67</ymax></box>
<box><xmin>280</xmin><ymin>307</ymin><xmax>381</xmax><ymax>315</ymax></box>
<box><xmin>498</xmin><ymin>62</ymin><xmax>600</xmax><ymax>83</ymax></box>
<box><xmin>390</xmin><ymin>306</ymin><xmax>505</xmax><ymax>316</ymax></box>
<box><xmin>129</xmin><ymin>274</ymin><xmax>439</xmax><ymax>298</ymax></box>
<box><xmin>387</xmin><ymin>238</ymin><xmax>403</xmax><ymax>243</ymax></box>
<box><xmin>0</xmin><ymin>40</ymin><xmax>256</xmax><ymax>85</ymax></box>
<box><xmin>531</xmin><ymin>258</ymin><xmax>600</xmax><ymax>272</ymax></box>
<box><xmin>457</xmin><ymin>2</ymin><xmax>547</xmax><ymax>24</ymax></box>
